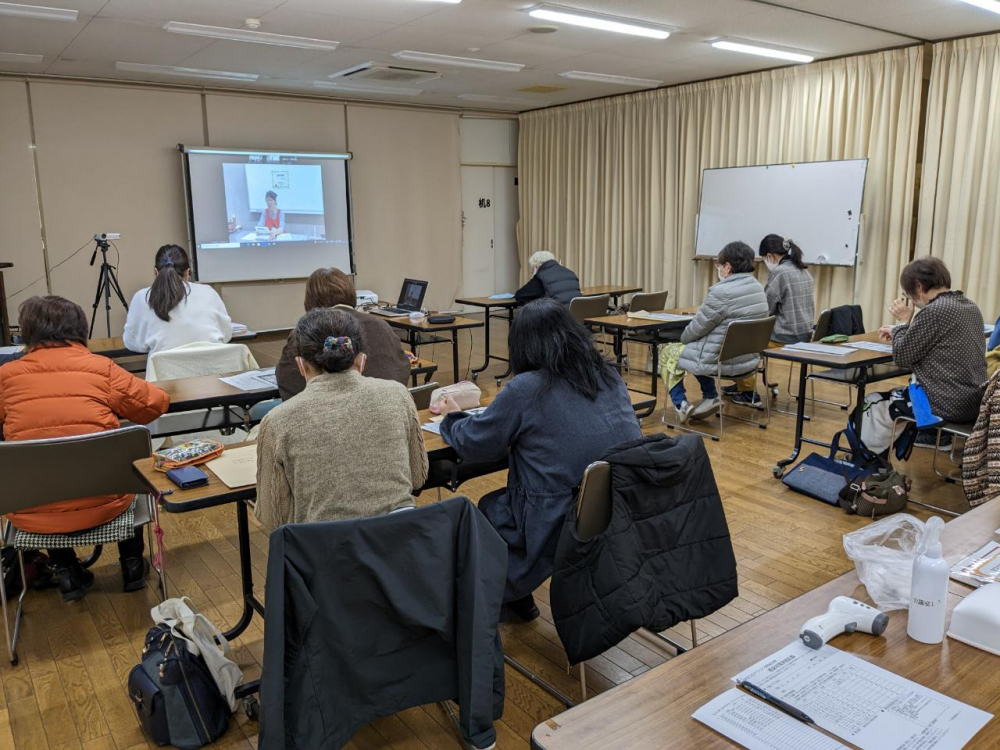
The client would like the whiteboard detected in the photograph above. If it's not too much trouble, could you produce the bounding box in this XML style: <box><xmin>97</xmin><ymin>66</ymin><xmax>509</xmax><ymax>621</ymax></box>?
<box><xmin>695</xmin><ymin>159</ymin><xmax>868</xmax><ymax>267</ymax></box>
<box><xmin>245</xmin><ymin>163</ymin><xmax>324</xmax><ymax>214</ymax></box>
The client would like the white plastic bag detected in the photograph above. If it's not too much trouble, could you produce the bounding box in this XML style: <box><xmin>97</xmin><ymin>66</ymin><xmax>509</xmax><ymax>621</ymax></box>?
<box><xmin>842</xmin><ymin>513</ymin><xmax>927</xmax><ymax>611</ymax></box>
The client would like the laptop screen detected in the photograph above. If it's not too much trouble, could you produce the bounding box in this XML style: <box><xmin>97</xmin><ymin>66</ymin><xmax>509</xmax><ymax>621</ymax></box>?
<box><xmin>397</xmin><ymin>279</ymin><xmax>428</xmax><ymax>311</ymax></box>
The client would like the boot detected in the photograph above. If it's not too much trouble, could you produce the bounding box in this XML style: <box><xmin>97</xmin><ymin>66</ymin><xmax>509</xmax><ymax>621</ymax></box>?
<box><xmin>121</xmin><ymin>557</ymin><xmax>149</xmax><ymax>593</ymax></box>
<box><xmin>55</xmin><ymin>559</ymin><xmax>94</xmax><ymax>603</ymax></box>
<box><xmin>505</xmin><ymin>594</ymin><xmax>540</xmax><ymax>623</ymax></box>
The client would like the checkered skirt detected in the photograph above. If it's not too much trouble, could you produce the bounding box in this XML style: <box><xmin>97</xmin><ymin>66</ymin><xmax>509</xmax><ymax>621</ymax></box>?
<box><xmin>13</xmin><ymin>499</ymin><xmax>136</xmax><ymax>550</ymax></box>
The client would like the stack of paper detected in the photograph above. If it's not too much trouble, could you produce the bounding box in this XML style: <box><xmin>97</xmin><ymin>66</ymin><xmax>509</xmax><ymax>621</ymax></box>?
<box><xmin>205</xmin><ymin>445</ymin><xmax>257</xmax><ymax>489</ymax></box>
<box><xmin>950</xmin><ymin>541</ymin><xmax>1000</xmax><ymax>588</ymax></box>
<box><xmin>848</xmin><ymin>341</ymin><xmax>894</xmax><ymax>354</ymax></box>
<box><xmin>626</xmin><ymin>311</ymin><xmax>694</xmax><ymax>323</ymax></box>
<box><xmin>781</xmin><ymin>342</ymin><xmax>857</xmax><ymax>356</ymax></box>
<box><xmin>219</xmin><ymin>367</ymin><xmax>277</xmax><ymax>391</ymax></box>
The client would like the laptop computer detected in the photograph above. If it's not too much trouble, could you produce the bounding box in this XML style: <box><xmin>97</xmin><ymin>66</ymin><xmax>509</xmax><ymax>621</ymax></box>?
<box><xmin>370</xmin><ymin>278</ymin><xmax>429</xmax><ymax>317</ymax></box>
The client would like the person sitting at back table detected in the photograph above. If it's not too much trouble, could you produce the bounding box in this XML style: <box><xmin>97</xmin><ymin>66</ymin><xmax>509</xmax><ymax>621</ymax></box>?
<box><xmin>255</xmin><ymin>308</ymin><xmax>428</xmax><ymax>533</ymax></box>
<box><xmin>668</xmin><ymin>241</ymin><xmax>768</xmax><ymax>423</ymax></box>
<box><xmin>877</xmin><ymin>257</ymin><xmax>986</xmax><ymax>449</ymax></box>
<box><xmin>437</xmin><ymin>298</ymin><xmax>642</xmax><ymax>623</ymax></box>
<box><xmin>727</xmin><ymin>235</ymin><xmax>814</xmax><ymax>399</ymax></box>
<box><xmin>275</xmin><ymin>267</ymin><xmax>409</xmax><ymax>402</ymax></box>
<box><xmin>0</xmin><ymin>295</ymin><xmax>169</xmax><ymax>601</ymax></box>
<box><xmin>514</xmin><ymin>251</ymin><xmax>581</xmax><ymax>305</ymax></box>
<box><xmin>122</xmin><ymin>244</ymin><xmax>232</xmax><ymax>354</ymax></box>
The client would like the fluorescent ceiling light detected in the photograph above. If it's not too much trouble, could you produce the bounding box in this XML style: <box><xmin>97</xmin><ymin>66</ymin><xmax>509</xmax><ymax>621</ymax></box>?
<box><xmin>528</xmin><ymin>4</ymin><xmax>671</xmax><ymax>40</ymax></box>
<box><xmin>116</xmin><ymin>62</ymin><xmax>259</xmax><ymax>82</ymax></box>
<box><xmin>0</xmin><ymin>2</ymin><xmax>78</xmax><ymax>21</ymax></box>
<box><xmin>413</xmin><ymin>0</ymin><xmax>461</xmax><ymax>3</ymax></box>
<box><xmin>458</xmin><ymin>94</ymin><xmax>543</xmax><ymax>105</ymax></box>
<box><xmin>164</xmin><ymin>22</ymin><xmax>339</xmax><ymax>51</ymax></box>
<box><xmin>958</xmin><ymin>0</ymin><xmax>1000</xmax><ymax>13</ymax></box>
<box><xmin>558</xmin><ymin>70</ymin><xmax>663</xmax><ymax>87</ymax></box>
<box><xmin>0</xmin><ymin>52</ymin><xmax>43</xmax><ymax>63</ymax></box>
<box><xmin>313</xmin><ymin>81</ymin><xmax>423</xmax><ymax>96</ymax></box>
<box><xmin>393</xmin><ymin>50</ymin><xmax>523</xmax><ymax>72</ymax></box>
<box><xmin>711</xmin><ymin>39</ymin><xmax>814</xmax><ymax>63</ymax></box>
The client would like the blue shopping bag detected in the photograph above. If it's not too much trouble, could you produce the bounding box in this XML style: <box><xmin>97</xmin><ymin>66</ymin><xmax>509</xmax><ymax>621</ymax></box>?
<box><xmin>909</xmin><ymin>381</ymin><xmax>943</xmax><ymax>429</ymax></box>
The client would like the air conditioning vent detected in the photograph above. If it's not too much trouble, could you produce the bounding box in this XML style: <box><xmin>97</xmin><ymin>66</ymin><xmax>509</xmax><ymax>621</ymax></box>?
<box><xmin>329</xmin><ymin>62</ymin><xmax>440</xmax><ymax>85</ymax></box>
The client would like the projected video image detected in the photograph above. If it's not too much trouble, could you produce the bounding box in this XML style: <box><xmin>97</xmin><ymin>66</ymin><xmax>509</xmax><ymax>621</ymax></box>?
<box><xmin>185</xmin><ymin>148</ymin><xmax>353</xmax><ymax>283</ymax></box>
<box><xmin>223</xmin><ymin>163</ymin><xmax>326</xmax><ymax>244</ymax></box>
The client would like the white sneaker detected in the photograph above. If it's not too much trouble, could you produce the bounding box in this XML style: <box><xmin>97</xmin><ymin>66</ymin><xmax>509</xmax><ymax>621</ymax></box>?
<box><xmin>690</xmin><ymin>397</ymin><xmax>722</xmax><ymax>421</ymax></box>
<box><xmin>674</xmin><ymin>400</ymin><xmax>694</xmax><ymax>424</ymax></box>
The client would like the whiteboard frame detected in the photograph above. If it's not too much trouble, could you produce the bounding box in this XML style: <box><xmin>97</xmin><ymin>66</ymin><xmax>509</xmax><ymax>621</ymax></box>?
<box><xmin>693</xmin><ymin>158</ymin><xmax>869</xmax><ymax>268</ymax></box>
<box><xmin>179</xmin><ymin>145</ymin><xmax>357</xmax><ymax>283</ymax></box>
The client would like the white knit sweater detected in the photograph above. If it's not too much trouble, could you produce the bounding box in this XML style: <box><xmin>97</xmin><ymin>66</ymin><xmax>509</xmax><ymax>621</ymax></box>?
<box><xmin>122</xmin><ymin>282</ymin><xmax>233</xmax><ymax>354</ymax></box>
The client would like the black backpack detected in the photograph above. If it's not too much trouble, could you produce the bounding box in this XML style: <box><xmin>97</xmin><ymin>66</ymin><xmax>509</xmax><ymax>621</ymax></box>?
<box><xmin>128</xmin><ymin>624</ymin><xmax>230</xmax><ymax>749</ymax></box>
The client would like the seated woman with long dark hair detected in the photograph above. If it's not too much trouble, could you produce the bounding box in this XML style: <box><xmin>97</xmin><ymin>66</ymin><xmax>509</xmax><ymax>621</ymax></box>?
<box><xmin>438</xmin><ymin>298</ymin><xmax>642</xmax><ymax>621</ymax></box>
<box><xmin>122</xmin><ymin>244</ymin><xmax>232</xmax><ymax>354</ymax></box>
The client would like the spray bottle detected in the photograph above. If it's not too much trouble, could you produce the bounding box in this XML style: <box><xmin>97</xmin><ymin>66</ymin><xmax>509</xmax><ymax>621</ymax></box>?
<box><xmin>907</xmin><ymin>516</ymin><xmax>948</xmax><ymax>644</ymax></box>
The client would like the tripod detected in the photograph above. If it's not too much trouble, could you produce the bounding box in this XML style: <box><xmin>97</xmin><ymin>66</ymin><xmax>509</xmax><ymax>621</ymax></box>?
<box><xmin>89</xmin><ymin>239</ymin><xmax>129</xmax><ymax>338</ymax></box>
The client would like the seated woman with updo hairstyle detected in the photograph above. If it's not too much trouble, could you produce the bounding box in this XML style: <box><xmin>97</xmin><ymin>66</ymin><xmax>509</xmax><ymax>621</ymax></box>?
<box><xmin>254</xmin><ymin>308</ymin><xmax>429</xmax><ymax>533</ymax></box>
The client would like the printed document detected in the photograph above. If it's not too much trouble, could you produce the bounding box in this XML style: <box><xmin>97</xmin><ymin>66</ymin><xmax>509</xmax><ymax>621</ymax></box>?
<box><xmin>734</xmin><ymin>641</ymin><xmax>992</xmax><ymax>750</ymax></box>
<box><xmin>627</xmin><ymin>311</ymin><xmax>694</xmax><ymax>322</ymax></box>
<box><xmin>781</xmin><ymin>342</ymin><xmax>857</xmax><ymax>356</ymax></box>
<box><xmin>950</xmin><ymin>541</ymin><xmax>1000</xmax><ymax>588</ymax></box>
<box><xmin>848</xmin><ymin>341</ymin><xmax>894</xmax><ymax>354</ymax></box>
<box><xmin>206</xmin><ymin>445</ymin><xmax>257</xmax><ymax>489</ymax></box>
<box><xmin>693</xmin><ymin>689</ymin><xmax>848</xmax><ymax>750</ymax></box>
<box><xmin>219</xmin><ymin>367</ymin><xmax>277</xmax><ymax>391</ymax></box>
<box><xmin>421</xmin><ymin>407</ymin><xmax>487</xmax><ymax>435</ymax></box>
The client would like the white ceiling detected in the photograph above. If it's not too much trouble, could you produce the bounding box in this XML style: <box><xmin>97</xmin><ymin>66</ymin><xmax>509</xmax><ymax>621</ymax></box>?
<box><xmin>1</xmin><ymin>0</ymin><xmax>998</xmax><ymax>112</ymax></box>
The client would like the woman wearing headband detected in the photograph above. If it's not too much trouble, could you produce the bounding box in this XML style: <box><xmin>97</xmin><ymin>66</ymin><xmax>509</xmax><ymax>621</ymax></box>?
<box><xmin>122</xmin><ymin>244</ymin><xmax>232</xmax><ymax>354</ymax></box>
<box><xmin>725</xmin><ymin>234</ymin><xmax>815</xmax><ymax>406</ymax></box>
<box><xmin>254</xmin><ymin>308</ymin><xmax>428</xmax><ymax>532</ymax></box>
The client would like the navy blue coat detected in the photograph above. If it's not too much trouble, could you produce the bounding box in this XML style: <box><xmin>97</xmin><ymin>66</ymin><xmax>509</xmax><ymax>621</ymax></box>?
<box><xmin>441</xmin><ymin>370</ymin><xmax>642</xmax><ymax>601</ymax></box>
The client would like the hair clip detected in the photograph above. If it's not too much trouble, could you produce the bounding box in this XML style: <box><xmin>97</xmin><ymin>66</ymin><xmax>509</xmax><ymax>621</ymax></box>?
<box><xmin>161</xmin><ymin>260</ymin><xmax>175</xmax><ymax>268</ymax></box>
<box><xmin>324</xmin><ymin>336</ymin><xmax>353</xmax><ymax>352</ymax></box>
<box><xmin>782</xmin><ymin>238</ymin><xmax>792</xmax><ymax>251</ymax></box>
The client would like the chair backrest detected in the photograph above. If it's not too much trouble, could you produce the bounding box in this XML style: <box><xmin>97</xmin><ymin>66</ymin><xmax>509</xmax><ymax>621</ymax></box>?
<box><xmin>718</xmin><ymin>316</ymin><xmax>777</xmax><ymax>362</ymax></box>
<box><xmin>409</xmin><ymin>381</ymin><xmax>439</xmax><ymax>411</ymax></box>
<box><xmin>147</xmin><ymin>342</ymin><xmax>258</xmax><ymax>382</ymax></box>
<box><xmin>569</xmin><ymin>294</ymin><xmax>611</xmax><ymax>323</ymax></box>
<box><xmin>0</xmin><ymin>425</ymin><xmax>153</xmax><ymax>516</ymax></box>
<box><xmin>629</xmin><ymin>291</ymin><xmax>668</xmax><ymax>313</ymax></box>
<box><xmin>576</xmin><ymin>461</ymin><xmax>612</xmax><ymax>542</ymax></box>
<box><xmin>812</xmin><ymin>309</ymin><xmax>833</xmax><ymax>341</ymax></box>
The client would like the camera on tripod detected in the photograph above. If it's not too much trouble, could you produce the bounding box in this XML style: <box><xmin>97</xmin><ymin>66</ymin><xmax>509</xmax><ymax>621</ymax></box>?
<box><xmin>89</xmin><ymin>231</ymin><xmax>128</xmax><ymax>337</ymax></box>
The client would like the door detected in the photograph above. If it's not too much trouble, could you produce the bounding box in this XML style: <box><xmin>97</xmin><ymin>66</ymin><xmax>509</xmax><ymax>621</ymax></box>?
<box><xmin>461</xmin><ymin>166</ymin><xmax>494</xmax><ymax>298</ymax></box>
<box><xmin>492</xmin><ymin>167</ymin><xmax>519</xmax><ymax>294</ymax></box>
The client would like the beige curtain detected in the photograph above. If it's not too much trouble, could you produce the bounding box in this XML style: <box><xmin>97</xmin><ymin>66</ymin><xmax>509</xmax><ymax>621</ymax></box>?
<box><xmin>519</xmin><ymin>47</ymin><xmax>925</xmax><ymax>323</ymax></box>
<box><xmin>916</xmin><ymin>33</ymin><xmax>1000</xmax><ymax>321</ymax></box>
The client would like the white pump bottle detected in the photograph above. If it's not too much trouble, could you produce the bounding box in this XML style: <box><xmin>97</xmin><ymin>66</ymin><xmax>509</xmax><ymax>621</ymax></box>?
<box><xmin>907</xmin><ymin>516</ymin><xmax>949</xmax><ymax>644</ymax></box>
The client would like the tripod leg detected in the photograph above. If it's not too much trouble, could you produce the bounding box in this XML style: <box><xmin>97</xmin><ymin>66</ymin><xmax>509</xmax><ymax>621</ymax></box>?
<box><xmin>107</xmin><ymin>265</ymin><xmax>130</xmax><ymax>310</ymax></box>
<box><xmin>90</xmin><ymin>265</ymin><xmax>109</xmax><ymax>338</ymax></box>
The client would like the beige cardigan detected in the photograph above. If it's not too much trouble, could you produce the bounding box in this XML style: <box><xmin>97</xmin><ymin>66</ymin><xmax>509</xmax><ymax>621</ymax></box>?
<box><xmin>254</xmin><ymin>369</ymin><xmax>429</xmax><ymax>533</ymax></box>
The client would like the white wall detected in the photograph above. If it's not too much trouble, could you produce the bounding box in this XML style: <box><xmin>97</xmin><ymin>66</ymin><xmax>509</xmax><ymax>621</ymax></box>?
<box><xmin>1</xmin><ymin>80</ymin><xmax>512</xmax><ymax>331</ymax></box>
<box><xmin>460</xmin><ymin>118</ymin><xmax>518</xmax><ymax>166</ymax></box>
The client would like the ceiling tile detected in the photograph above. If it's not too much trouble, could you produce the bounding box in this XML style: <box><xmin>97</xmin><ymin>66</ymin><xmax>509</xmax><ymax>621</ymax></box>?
<box><xmin>480</xmin><ymin>37</ymin><xmax>600</xmax><ymax>66</ymax></box>
<box><xmin>534</xmin><ymin>51</ymin><xmax>656</xmax><ymax>76</ymax></box>
<box><xmin>0</xmin><ymin>14</ymin><xmax>90</xmax><ymax>57</ymax></box>
<box><xmin>253</xmin><ymin>8</ymin><xmax>397</xmax><ymax>46</ymax></box>
<box><xmin>98</xmin><ymin>0</ymin><xmax>283</xmax><ymax>26</ymax></box>
<box><xmin>354</xmin><ymin>24</ymin><xmax>511</xmax><ymax>54</ymax></box>
<box><xmin>60</xmin><ymin>18</ymin><xmax>215</xmax><ymax>65</ymax></box>
<box><xmin>176</xmin><ymin>39</ymin><xmax>332</xmax><ymax>75</ymax></box>
<box><xmin>276</xmin><ymin>0</ymin><xmax>443</xmax><ymax>25</ymax></box>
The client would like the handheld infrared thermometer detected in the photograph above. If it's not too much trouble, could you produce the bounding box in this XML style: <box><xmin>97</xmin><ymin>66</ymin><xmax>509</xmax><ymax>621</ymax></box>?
<box><xmin>799</xmin><ymin>596</ymin><xmax>889</xmax><ymax>650</ymax></box>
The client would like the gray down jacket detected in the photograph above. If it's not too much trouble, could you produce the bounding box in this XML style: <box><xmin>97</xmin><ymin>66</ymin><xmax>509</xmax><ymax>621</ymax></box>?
<box><xmin>678</xmin><ymin>272</ymin><xmax>768</xmax><ymax>377</ymax></box>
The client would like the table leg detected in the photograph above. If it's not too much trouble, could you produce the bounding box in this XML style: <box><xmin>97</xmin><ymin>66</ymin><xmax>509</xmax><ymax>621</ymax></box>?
<box><xmin>452</xmin><ymin>330</ymin><xmax>460</xmax><ymax>384</ymax></box>
<box><xmin>774</xmin><ymin>362</ymin><xmax>809</xmax><ymax>478</ymax></box>
<box><xmin>471</xmin><ymin>305</ymin><xmax>493</xmax><ymax>379</ymax></box>
<box><xmin>650</xmin><ymin>341</ymin><xmax>659</xmax><ymax>399</ymax></box>
<box><xmin>852</xmin><ymin>367</ymin><xmax>869</xmax><ymax>438</ymax></box>
<box><xmin>498</xmin><ymin>307</ymin><xmax>514</xmax><ymax>380</ymax></box>
<box><xmin>222</xmin><ymin>501</ymin><xmax>263</xmax><ymax>641</ymax></box>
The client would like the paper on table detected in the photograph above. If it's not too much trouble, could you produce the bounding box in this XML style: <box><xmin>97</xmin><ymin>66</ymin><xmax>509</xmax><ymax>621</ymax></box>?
<box><xmin>218</xmin><ymin>367</ymin><xmax>277</xmax><ymax>391</ymax></box>
<box><xmin>627</xmin><ymin>310</ymin><xmax>694</xmax><ymax>322</ymax></box>
<box><xmin>205</xmin><ymin>445</ymin><xmax>258</xmax><ymax>489</ymax></box>
<box><xmin>950</xmin><ymin>540</ymin><xmax>1000</xmax><ymax>588</ymax></box>
<box><xmin>849</xmin><ymin>341</ymin><xmax>894</xmax><ymax>354</ymax></box>
<box><xmin>489</xmin><ymin>293</ymin><xmax>515</xmax><ymax>299</ymax></box>
<box><xmin>734</xmin><ymin>641</ymin><xmax>992</xmax><ymax>750</ymax></box>
<box><xmin>693</xmin><ymin>689</ymin><xmax>848</xmax><ymax>750</ymax></box>
<box><xmin>421</xmin><ymin>407</ymin><xmax>487</xmax><ymax>435</ymax></box>
<box><xmin>0</xmin><ymin>345</ymin><xmax>24</xmax><ymax>355</ymax></box>
<box><xmin>781</xmin><ymin>342</ymin><xmax>857</xmax><ymax>356</ymax></box>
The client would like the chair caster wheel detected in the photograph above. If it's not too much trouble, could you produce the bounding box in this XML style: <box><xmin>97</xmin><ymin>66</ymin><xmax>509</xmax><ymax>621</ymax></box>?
<box><xmin>10</xmin><ymin>654</ymin><xmax>18</xmax><ymax>667</ymax></box>
<box><xmin>471</xmin><ymin>372</ymin><xmax>479</xmax><ymax>381</ymax></box>
<box><xmin>243</xmin><ymin>696</ymin><xmax>260</xmax><ymax>721</ymax></box>
<box><xmin>772</xmin><ymin>466</ymin><xmax>785</xmax><ymax>479</ymax></box>
<box><xmin>770</xmin><ymin>387</ymin><xmax>779</xmax><ymax>399</ymax></box>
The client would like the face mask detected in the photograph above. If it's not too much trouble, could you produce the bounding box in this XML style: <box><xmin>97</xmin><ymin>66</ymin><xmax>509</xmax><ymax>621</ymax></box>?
<box><xmin>765</xmin><ymin>258</ymin><xmax>778</xmax><ymax>272</ymax></box>
<box><xmin>716</xmin><ymin>266</ymin><xmax>728</xmax><ymax>281</ymax></box>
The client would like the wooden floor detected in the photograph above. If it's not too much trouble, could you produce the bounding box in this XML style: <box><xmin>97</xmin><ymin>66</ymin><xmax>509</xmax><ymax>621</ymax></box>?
<box><xmin>0</xmin><ymin>316</ymin><xmax>972</xmax><ymax>750</ymax></box>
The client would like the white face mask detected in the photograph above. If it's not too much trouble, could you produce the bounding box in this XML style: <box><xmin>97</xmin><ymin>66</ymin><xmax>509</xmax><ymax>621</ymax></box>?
<box><xmin>765</xmin><ymin>258</ymin><xmax>778</xmax><ymax>272</ymax></box>
<box><xmin>717</xmin><ymin>265</ymin><xmax>728</xmax><ymax>281</ymax></box>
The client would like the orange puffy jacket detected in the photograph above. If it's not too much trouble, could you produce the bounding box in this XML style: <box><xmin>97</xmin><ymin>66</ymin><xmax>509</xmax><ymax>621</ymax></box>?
<box><xmin>0</xmin><ymin>343</ymin><xmax>170</xmax><ymax>533</ymax></box>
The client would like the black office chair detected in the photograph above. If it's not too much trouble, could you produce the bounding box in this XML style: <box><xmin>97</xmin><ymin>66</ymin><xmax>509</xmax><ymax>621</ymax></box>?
<box><xmin>0</xmin><ymin>426</ymin><xmax>166</xmax><ymax>666</ymax></box>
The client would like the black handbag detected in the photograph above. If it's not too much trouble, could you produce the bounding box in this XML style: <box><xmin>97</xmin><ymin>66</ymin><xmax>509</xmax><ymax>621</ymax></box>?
<box><xmin>128</xmin><ymin>624</ymin><xmax>230</xmax><ymax>749</ymax></box>
<box><xmin>782</xmin><ymin>431</ymin><xmax>875</xmax><ymax>506</ymax></box>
